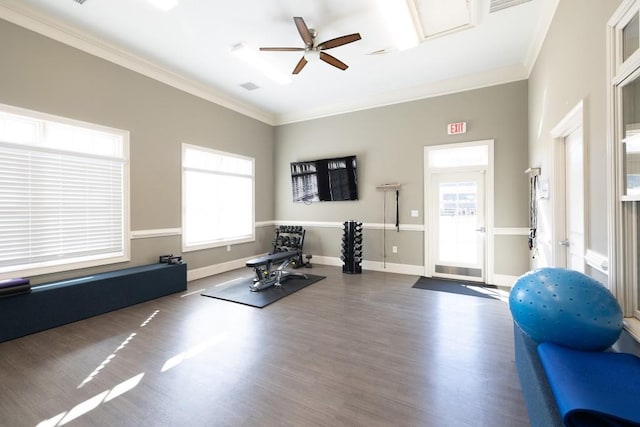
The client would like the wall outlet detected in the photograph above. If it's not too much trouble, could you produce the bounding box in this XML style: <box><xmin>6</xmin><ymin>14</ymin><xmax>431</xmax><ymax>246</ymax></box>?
<box><xmin>392</xmin><ymin>246</ymin><xmax>398</xmax><ymax>253</ymax></box>
<box><xmin>411</xmin><ymin>210</ymin><xmax>419</xmax><ymax>217</ymax></box>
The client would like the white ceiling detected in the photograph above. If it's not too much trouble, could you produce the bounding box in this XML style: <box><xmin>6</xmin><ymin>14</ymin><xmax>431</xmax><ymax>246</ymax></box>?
<box><xmin>0</xmin><ymin>0</ymin><xmax>558</xmax><ymax>125</ymax></box>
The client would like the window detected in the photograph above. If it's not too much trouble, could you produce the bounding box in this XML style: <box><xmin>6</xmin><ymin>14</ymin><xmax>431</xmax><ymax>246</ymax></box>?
<box><xmin>427</xmin><ymin>144</ymin><xmax>489</xmax><ymax>168</ymax></box>
<box><xmin>609</xmin><ymin>0</ymin><xmax>640</xmax><ymax>334</ymax></box>
<box><xmin>182</xmin><ymin>144</ymin><xmax>254</xmax><ymax>251</ymax></box>
<box><xmin>0</xmin><ymin>104</ymin><xmax>129</xmax><ymax>279</ymax></box>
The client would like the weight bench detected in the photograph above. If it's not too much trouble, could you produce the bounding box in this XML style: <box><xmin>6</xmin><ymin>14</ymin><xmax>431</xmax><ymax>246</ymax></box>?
<box><xmin>246</xmin><ymin>250</ymin><xmax>308</xmax><ymax>292</ymax></box>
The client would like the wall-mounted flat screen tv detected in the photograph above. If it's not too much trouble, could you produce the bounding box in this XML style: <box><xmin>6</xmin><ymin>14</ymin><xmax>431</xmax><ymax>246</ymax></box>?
<box><xmin>291</xmin><ymin>155</ymin><xmax>358</xmax><ymax>202</ymax></box>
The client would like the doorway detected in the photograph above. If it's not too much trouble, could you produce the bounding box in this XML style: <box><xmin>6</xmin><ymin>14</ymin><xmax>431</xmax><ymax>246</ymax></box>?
<box><xmin>563</xmin><ymin>127</ymin><xmax>585</xmax><ymax>272</ymax></box>
<box><xmin>424</xmin><ymin>141</ymin><xmax>494</xmax><ymax>283</ymax></box>
<box><xmin>551</xmin><ymin>101</ymin><xmax>586</xmax><ymax>272</ymax></box>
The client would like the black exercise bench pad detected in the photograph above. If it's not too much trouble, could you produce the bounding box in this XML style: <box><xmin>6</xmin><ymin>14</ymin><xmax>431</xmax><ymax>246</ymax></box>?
<box><xmin>246</xmin><ymin>250</ymin><xmax>301</xmax><ymax>267</ymax></box>
<box><xmin>202</xmin><ymin>274</ymin><xmax>325</xmax><ymax>308</ymax></box>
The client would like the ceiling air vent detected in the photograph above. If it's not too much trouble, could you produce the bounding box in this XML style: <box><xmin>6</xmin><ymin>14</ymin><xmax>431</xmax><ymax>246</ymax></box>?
<box><xmin>239</xmin><ymin>82</ymin><xmax>260</xmax><ymax>91</ymax></box>
<box><xmin>489</xmin><ymin>0</ymin><xmax>532</xmax><ymax>13</ymax></box>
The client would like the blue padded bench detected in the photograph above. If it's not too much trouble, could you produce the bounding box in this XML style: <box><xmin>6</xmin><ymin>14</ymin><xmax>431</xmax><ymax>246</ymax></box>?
<box><xmin>513</xmin><ymin>324</ymin><xmax>564</xmax><ymax>427</ymax></box>
<box><xmin>0</xmin><ymin>263</ymin><xmax>187</xmax><ymax>343</ymax></box>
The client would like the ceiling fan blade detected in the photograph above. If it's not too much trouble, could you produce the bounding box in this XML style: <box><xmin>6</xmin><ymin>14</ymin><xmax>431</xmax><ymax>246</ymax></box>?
<box><xmin>317</xmin><ymin>33</ymin><xmax>362</xmax><ymax>50</ymax></box>
<box><xmin>319</xmin><ymin>52</ymin><xmax>348</xmax><ymax>70</ymax></box>
<box><xmin>293</xmin><ymin>57</ymin><xmax>308</xmax><ymax>74</ymax></box>
<box><xmin>259</xmin><ymin>47</ymin><xmax>305</xmax><ymax>51</ymax></box>
<box><xmin>294</xmin><ymin>17</ymin><xmax>314</xmax><ymax>47</ymax></box>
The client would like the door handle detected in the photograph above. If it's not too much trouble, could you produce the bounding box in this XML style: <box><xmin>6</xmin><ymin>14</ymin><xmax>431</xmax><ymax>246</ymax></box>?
<box><xmin>475</xmin><ymin>227</ymin><xmax>485</xmax><ymax>232</ymax></box>
<box><xmin>559</xmin><ymin>239</ymin><xmax>570</xmax><ymax>247</ymax></box>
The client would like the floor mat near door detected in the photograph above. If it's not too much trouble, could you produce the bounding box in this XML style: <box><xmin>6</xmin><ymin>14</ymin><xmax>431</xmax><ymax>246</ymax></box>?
<box><xmin>412</xmin><ymin>276</ymin><xmax>500</xmax><ymax>300</ymax></box>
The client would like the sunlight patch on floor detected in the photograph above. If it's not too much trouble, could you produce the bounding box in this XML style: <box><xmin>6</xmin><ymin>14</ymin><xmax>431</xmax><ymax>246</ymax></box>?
<box><xmin>161</xmin><ymin>333</ymin><xmax>227</xmax><ymax>373</ymax></box>
<box><xmin>140</xmin><ymin>310</ymin><xmax>159</xmax><ymax>327</ymax></box>
<box><xmin>37</xmin><ymin>373</ymin><xmax>144</xmax><ymax>427</ymax></box>
<box><xmin>78</xmin><ymin>309</ymin><xmax>159</xmax><ymax>388</ymax></box>
<box><xmin>180</xmin><ymin>288</ymin><xmax>205</xmax><ymax>297</ymax></box>
<box><xmin>472</xmin><ymin>286</ymin><xmax>510</xmax><ymax>302</ymax></box>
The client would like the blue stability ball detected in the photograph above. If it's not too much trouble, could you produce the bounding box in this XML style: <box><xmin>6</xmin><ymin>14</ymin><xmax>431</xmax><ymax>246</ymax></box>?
<box><xmin>509</xmin><ymin>268</ymin><xmax>623</xmax><ymax>351</ymax></box>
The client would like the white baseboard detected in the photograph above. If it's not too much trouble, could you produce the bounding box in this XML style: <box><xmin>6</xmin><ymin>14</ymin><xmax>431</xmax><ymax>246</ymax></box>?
<box><xmin>362</xmin><ymin>260</ymin><xmax>425</xmax><ymax>275</ymax></box>
<box><xmin>310</xmin><ymin>255</ymin><xmax>343</xmax><ymax>267</ymax></box>
<box><xmin>187</xmin><ymin>255</ymin><xmax>262</xmax><ymax>282</ymax></box>
<box><xmin>312</xmin><ymin>256</ymin><xmax>424</xmax><ymax>276</ymax></box>
<box><xmin>188</xmin><ymin>253</ymin><xmax>512</xmax><ymax>284</ymax></box>
<box><xmin>491</xmin><ymin>274</ymin><xmax>519</xmax><ymax>288</ymax></box>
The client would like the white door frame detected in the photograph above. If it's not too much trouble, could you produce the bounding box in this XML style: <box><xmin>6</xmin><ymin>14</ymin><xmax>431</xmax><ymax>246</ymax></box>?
<box><xmin>550</xmin><ymin>100</ymin><xmax>588</xmax><ymax>268</ymax></box>
<box><xmin>424</xmin><ymin>140</ymin><xmax>495</xmax><ymax>283</ymax></box>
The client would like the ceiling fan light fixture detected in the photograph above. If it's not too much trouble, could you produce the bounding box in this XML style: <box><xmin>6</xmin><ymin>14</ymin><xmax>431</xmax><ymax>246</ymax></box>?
<box><xmin>145</xmin><ymin>0</ymin><xmax>179</xmax><ymax>12</ymax></box>
<box><xmin>303</xmin><ymin>49</ymin><xmax>320</xmax><ymax>62</ymax></box>
<box><xmin>231</xmin><ymin>43</ymin><xmax>292</xmax><ymax>85</ymax></box>
<box><xmin>376</xmin><ymin>0</ymin><xmax>420</xmax><ymax>51</ymax></box>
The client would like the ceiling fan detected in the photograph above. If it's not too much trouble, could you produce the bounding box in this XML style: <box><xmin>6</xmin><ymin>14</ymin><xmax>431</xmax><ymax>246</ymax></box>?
<box><xmin>260</xmin><ymin>17</ymin><xmax>362</xmax><ymax>74</ymax></box>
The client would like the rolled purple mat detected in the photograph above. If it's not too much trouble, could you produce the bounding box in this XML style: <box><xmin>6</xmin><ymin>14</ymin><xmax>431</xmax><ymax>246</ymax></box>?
<box><xmin>0</xmin><ymin>283</ymin><xmax>31</xmax><ymax>297</ymax></box>
<box><xmin>0</xmin><ymin>278</ymin><xmax>30</xmax><ymax>289</ymax></box>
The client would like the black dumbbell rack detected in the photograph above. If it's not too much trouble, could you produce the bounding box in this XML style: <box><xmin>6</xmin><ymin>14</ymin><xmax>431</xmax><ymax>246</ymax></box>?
<box><xmin>341</xmin><ymin>220</ymin><xmax>363</xmax><ymax>274</ymax></box>
<box><xmin>272</xmin><ymin>225</ymin><xmax>306</xmax><ymax>268</ymax></box>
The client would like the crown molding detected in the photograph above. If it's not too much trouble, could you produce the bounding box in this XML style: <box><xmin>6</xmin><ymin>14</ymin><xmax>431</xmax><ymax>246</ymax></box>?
<box><xmin>523</xmin><ymin>0</ymin><xmax>560</xmax><ymax>74</ymax></box>
<box><xmin>0</xmin><ymin>0</ymin><xmax>555</xmax><ymax>127</ymax></box>
<box><xmin>274</xmin><ymin>64</ymin><xmax>529</xmax><ymax>125</ymax></box>
<box><xmin>0</xmin><ymin>1</ymin><xmax>276</xmax><ymax>126</ymax></box>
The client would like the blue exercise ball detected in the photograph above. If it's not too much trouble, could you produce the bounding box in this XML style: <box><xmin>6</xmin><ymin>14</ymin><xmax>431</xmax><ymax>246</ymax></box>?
<box><xmin>509</xmin><ymin>268</ymin><xmax>622</xmax><ymax>351</ymax></box>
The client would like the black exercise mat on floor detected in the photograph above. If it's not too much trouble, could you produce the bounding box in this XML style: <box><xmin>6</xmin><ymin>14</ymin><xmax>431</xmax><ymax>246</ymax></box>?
<box><xmin>201</xmin><ymin>274</ymin><xmax>325</xmax><ymax>308</ymax></box>
<box><xmin>412</xmin><ymin>276</ymin><xmax>499</xmax><ymax>299</ymax></box>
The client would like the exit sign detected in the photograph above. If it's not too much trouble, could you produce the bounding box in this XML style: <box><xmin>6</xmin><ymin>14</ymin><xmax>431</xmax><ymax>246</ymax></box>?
<box><xmin>447</xmin><ymin>121</ymin><xmax>467</xmax><ymax>135</ymax></box>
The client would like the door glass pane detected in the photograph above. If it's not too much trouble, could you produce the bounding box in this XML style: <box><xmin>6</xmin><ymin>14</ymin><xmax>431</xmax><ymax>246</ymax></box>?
<box><xmin>623</xmin><ymin>13</ymin><xmax>639</xmax><ymax>62</ymax></box>
<box><xmin>622</xmin><ymin>74</ymin><xmax>640</xmax><ymax>195</ymax></box>
<box><xmin>438</xmin><ymin>182</ymin><xmax>478</xmax><ymax>263</ymax></box>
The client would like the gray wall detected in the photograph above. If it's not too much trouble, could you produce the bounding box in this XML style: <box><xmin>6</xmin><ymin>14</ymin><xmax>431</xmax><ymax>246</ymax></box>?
<box><xmin>0</xmin><ymin>11</ymin><xmax>545</xmax><ymax>285</ymax></box>
<box><xmin>275</xmin><ymin>81</ymin><xmax>531</xmax><ymax>278</ymax></box>
<box><xmin>0</xmin><ymin>18</ymin><xmax>275</xmax><ymax>284</ymax></box>
<box><xmin>528</xmin><ymin>0</ymin><xmax>620</xmax><ymax>271</ymax></box>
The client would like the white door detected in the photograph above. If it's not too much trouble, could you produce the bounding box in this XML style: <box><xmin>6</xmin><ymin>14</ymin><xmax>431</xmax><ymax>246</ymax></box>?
<box><xmin>562</xmin><ymin>127</ymin><xmax>585</xmax><ymax>272</ymax></box>
<box><xmin>429</xmin><ymin>171</ymin><xmax>486</xmax><ymax>282</ymax></box>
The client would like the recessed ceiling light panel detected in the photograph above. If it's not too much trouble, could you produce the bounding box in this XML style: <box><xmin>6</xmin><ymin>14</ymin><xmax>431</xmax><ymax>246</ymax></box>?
<box><xmin>414</xmin><ymin>0</ymin><xmax>477</xmax><ymax>39</ymax></box>
<box><xmin>146</xmin><ymin>0</ymin><xmax>179</xmax><ymax>12</ymax></box>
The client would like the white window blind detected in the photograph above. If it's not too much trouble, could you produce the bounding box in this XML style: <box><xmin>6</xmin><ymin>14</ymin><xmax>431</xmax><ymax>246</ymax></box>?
<box><xmin>0</xmin><ymin>106</ymin><xmax>128</xmax><ymax>277</ymax></box>
<box><xmin>182</xmin><ymin>144</ymin><xmax>255</xmax><ymax>250</ymax></box>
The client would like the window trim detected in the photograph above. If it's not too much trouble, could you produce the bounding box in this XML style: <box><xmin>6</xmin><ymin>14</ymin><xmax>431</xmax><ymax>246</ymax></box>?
<box><xmin>0</xmin><ymin>103</ymin><xmax>130</xmax><ymax>280</ymax></box>
<box><xmin>608</xmin><ymin>0</ymin><xmax>640</xmax><ymax>328</ymax></box>
<box><xmin>181</xmin><ymin>143</ymin><xmax>255</xmax><ymax>252</ymax></box>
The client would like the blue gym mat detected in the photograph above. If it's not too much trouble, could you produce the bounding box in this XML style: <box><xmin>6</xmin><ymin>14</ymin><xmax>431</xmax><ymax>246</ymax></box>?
<box><xmin>537</xmin><ymin>342</ymin><xmax>640</xmax><ymax>427</ymax></box>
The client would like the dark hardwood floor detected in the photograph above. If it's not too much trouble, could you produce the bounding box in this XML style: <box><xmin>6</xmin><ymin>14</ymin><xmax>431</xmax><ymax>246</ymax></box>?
<box><xmin>0</xmin><ymin>265</ymin><xmax>529</xmax><ymax>426</ymax></box>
